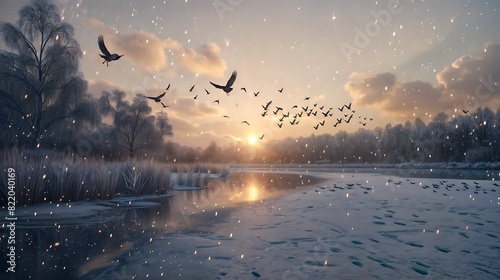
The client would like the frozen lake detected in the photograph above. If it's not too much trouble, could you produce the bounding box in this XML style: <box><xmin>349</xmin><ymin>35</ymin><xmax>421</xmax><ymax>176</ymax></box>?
<box><xmin>1</xmin><ymin>167</ymin><xmax>499</xmax><ymax>279</ymax></box>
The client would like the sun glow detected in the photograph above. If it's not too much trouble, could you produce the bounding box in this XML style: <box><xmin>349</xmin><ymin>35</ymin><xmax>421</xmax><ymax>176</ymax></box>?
<box><xmin>248</xmin><ymin>185</ymin><xmax>259</xmax><ymax>201</ymax></box>
<box><xmin>247</xmin><ymin>135</ymin><xmax>258</xmax><ymax>145</ymax></box>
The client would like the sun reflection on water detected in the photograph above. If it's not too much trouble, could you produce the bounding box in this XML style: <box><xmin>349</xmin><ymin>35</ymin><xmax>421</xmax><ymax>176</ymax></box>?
<box><xmin>248</xmin><ymin>185</ymin><xmax>259</xmax><ymax>202</ymax></box>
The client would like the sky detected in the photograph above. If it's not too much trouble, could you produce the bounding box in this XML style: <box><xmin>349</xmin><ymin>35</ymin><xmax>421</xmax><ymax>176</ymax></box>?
<box><xmin>1</xmin><ymin>0</ymin><xmax>500</xmax><ymax>148</ymax></box>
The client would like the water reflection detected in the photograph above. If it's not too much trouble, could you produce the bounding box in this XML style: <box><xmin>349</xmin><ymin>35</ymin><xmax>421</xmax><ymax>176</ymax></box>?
<box><xmin>0</xmin><ymin>172</ymin><xmax>323</xmax><ymax>279</ymax></box>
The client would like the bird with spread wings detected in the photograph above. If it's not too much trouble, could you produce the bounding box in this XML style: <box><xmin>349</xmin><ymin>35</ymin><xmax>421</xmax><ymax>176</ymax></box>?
<box><xmin>210</xmin><ymin>71</ymin><xmax>237</xmax><ymax>95</ymax></box>
<box><xmin>98</xmin><ymin>35</ymin><xmax>123</xmax><ymax>66</ymax></box>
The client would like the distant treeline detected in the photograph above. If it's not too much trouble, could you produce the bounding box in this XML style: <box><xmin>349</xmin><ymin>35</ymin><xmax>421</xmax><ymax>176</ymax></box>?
<box><xmin>168</xmin><ymin>107</ymin><xmax>500</xmax><ymax>164</ymax></box>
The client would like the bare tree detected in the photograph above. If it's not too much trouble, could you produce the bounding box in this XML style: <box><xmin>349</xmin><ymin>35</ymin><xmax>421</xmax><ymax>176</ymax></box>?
<box><xmin>98</xmin><ymin>90</ymin><xmax>168</xmax><ymax>158</ymax></box>
<box><xmin>0</xmin><ymin>0</ymin><xmax>98</xmax><ymax>149</ymax></box>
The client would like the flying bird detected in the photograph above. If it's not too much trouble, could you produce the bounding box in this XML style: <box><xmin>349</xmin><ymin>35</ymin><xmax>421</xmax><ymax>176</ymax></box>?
<box><xmin>462</xmin><ymin>109</ymin><xmax>469</xmax><ymax>114</ymax></box>
<box><xmin>205</xmin><ymin>88</ymin><xmax>210</xmax><ymax>95</ymax></box>
<box><xmin>97</xmin><ymin>35</ymin><xmax>123</xmax><ymax>66</ymax></box>
<box><xmin>213</xmin><ymin>99</ymin><xmax>220</xmax><ymax>104</ymax></box>
<box><xmin>189</xmin><ymin>85</ymin><xmax>195</xmax><ymax>92</ymax></box>
<box><xmin>262</xmin><ymin>101</ymin><xmax>272</xmax><ymax>110</ymax></box>
<box><xmin>241</xmin><ymin>121</ymin><xmax>250</xmax><ymax>126</ymax></box>
<box><xmin>259</xmin><ymin>135</ymin><xmax>264</xmax><ymax>140</ymax></box>
<box><xmin>223</xmin><ymin>115</ymin><xmax>229</xmax><ymax>118</ymax></box>
<box><xmin>277</xmin><ymin>123</ymin><xmax>283</xmax><ymax>128</ymax></box>
<box><xmin>253</xmin><ymin>91</ymin><xmax>260</xmax><ymax>97</ymax></box>
<box><xmin>210</xmin><ymin>71</ymin><xmax>237</xmax><ymax>94</ymax></box>
<box><xmin>146</xmin><ymin>92</ymin><xmax>165</xmax><ymax>103</ymax></box>
<box><xmin>314</xmin><ymin>124</ymin><xmax>319</xmax><ymax>130</ymax></box>
<box><xmin>304</xmin><ymin>97</ymin><xmax>310</xmax><ymax>100</ymax></box>
<box><xmin>278</xmin><ymin>88</ymin><xmax>284</xmax><ymax>93</ymax></box>
<box><xmin>193</xmin><ymin>95</ymin><xmax>198</xmax><ymax>99</ymax></box>
<box><xmin>166</xmin><ymin>84</ymin><xmax>170</xmax><ymax>90</ymax></box>
<box><xmin>241</xmin><ymin>87</ymin><xmax>247</xmax><ymax>93</ymax></box>
<box><xmin>161</xmin><ymin>101</ymin><xmax>169</xmax><ymax>108</ymax></box>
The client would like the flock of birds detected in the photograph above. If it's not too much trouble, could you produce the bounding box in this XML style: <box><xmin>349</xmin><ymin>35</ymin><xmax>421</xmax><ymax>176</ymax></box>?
<box><xmin>98</xmin><ymin>35</ymin><xmax>376</xmax><ymax>140</ymax></box>
<box><xmin>312</xmin><ymin>178</ymin><xmax>500</xmax><ymax>198</ymax></box>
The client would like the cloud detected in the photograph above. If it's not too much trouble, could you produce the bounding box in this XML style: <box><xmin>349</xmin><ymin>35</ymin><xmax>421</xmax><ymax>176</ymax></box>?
<box><xmin>198</xmin><ymin>130</ymin><xmax>243</xmax><ymax>142</ymax></box>
<box><xmin>87</xmin><ymin>79</ymin><xmax>126</xmax><ymax>97</ymax></box>
<box><xmin>168</xmin><ymin>97</ymin><xmax>223</xmax><ymax>119</ymax></box>
<box><xmin>436</xmin><ymin>43</ymin><xmax>500</xmax><ymax>103</ymax></box>
<box><xmin>176</xmin><ymin>43</ymin><xmax>227</xmax><ymax>77</ymax></box>
<box><xmin>345</xmin><ymin>43</ymin><xmax>500</xmax><ymax>119</ymax></box>
<box><xmin>89</xmin><ymin>18</ymin><xmax>226</xmax><ymax>76</ymax></box>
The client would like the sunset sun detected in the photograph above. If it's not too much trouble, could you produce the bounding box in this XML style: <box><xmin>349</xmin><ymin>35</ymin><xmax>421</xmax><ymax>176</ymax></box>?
<box><xmin>247</xmin><ymin>135</ymin><xmax>258</xmax><ymax>145</ymax></box>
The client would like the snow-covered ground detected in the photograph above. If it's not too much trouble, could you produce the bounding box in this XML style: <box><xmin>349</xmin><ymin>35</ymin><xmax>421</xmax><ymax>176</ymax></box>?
<box><xmin>86</xmin><ymin>169</ymin><xmax>500</xmax><ymax>279</ymax></box>
<box><xmin>2</xmin><ymin>169</ymin><xmax>499</xmax><ymax>279</ymax></box>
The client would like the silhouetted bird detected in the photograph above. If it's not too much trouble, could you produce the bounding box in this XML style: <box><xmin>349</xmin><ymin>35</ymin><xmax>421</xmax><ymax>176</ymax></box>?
<box><xmin>304</xmin><ymin>97</ymin><xmax>310</xmax><ymax>100</ymax></box>
<box><xmin>205</xmin><ymin>88</ymin><xmax>210</xmax><ymax>95</ymax></box>
<box><xmin>319</xmin><ymin>120</ymin><xmax>325</xmax><ymax>126</ymax></box>
<box><xmin>253</xmin><ymin>91</ymin><xmax>260</xmax><ymax>97</ymax></box>
<box><xmin>314</xmin><ymin>124</ymin><xmax>319</xmax><ymax>130</ymax></box>
<box><xmin>278</xmin><ymin>88</ymin><xmax>283</xmax><ymax>93</ymax></box>
<box><xmin>210</xmin><ymin>71</ymin><xmax>237</xmax><ymax>94</ymax></box>
<box><xmin>223</xmin><ymin>115</ymin><xmax>229</xmax><ymax>118</ymax></box>
<box><xmin>261</xmin><ymin>111</ymin><xmax>268</xmax><ymax>117</ymax></box>
<box><xmin>146</xmin><ymin>92</ymin><xmax>165</xmax><ymax>102</ymax></box>
<box><xmin>361</xmin><ymin>122</ymin><xmax>367</xmax><ymax>126</ymax></box>
<box><xmin>277</xmin><ymin>123</ymin><xmax>283</xmax><ymax>128</ymax></box>
<box><xmin>262</xmin><ymin>101</ymin><xmax>272</xmax><ymax>110</ymax></box>
<box><xmin>259</xmin><ymin>135</ymin><xmax>264</xmax><ymax>140</ymax></box>
<box><xmin>161</xmin><ymin>101</ymin><xmax>169</xmax><ymax>108</ymax></box>
<box><xmin>189</xmin><ymin>85</ymin><xmax>195</xmax><ymax>92</ymax></box>
<box><xmin>345</xmin><ymin>114</ymin><xmax>353</xmax><ymax>123</ymax></box>
<box><xmin>462</xmin><ymin>109</ymin><xmax>469</xmax><ymax>114</ymax></box>
<box><xmin>166</xmin><ymin>84</ymin><xmax>170</xmax><ymax>90</ymax></box>
<box><xmin>338</xmin><ymin>106</ymin><xmax>345</xmax><ymax>111</ymax></box>
<box><xmin>213</xmin><ymin>99</ymin><xmax>220</xmax><ymax>104</ymax></box>
<box><xmin>241</xmin><ymin>87</ymin><xmax>247</xmax><ymax>92</ymax></box>
<box><xmin>98</xmin><ymin>35</ymin><xmax>123</xmax><ymax>66</ymax></box>
<box><xmin>193</xmin><ymin>95</ymin><xmax>198</xmax><ymax>99</ymax></box>
<box><xmin>241</xmin><ymin>121</ymin><xmax>250</xmax><ymax>126</ymax></box>
<box><xmin>345</xmin><ymin>103</ymin><xmax>352</xmax><ymax>110</ymax></box>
